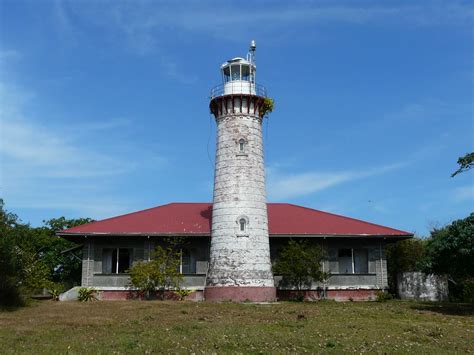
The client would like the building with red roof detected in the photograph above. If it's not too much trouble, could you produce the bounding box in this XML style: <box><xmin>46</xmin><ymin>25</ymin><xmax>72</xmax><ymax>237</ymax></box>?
<box><xmin>59</xmin><ymin>202</ymin><xmax>412</xmax><ymax>301</ymax></box>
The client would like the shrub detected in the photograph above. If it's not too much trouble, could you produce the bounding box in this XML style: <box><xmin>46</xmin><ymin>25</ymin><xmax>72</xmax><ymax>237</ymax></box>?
<box><xmin>78</xmin><ymin>287</ymin><xmax>97</xmax><ymax>302</ymax></box>
<box><xmin>273</xmin><ymin>239</ymin><xmax>328</xmax><ymax>291</ymax></box>
<box><xmin>173</xmin><ymin>288</ymin><xmax>192</xmax><ymax>301</ymax></box>
<box><xmin>375</xmin><ymin>291</ymin><xmax>393</xmax><ymax>302</ymax></box>
<box><xmin>128</xmin><ymin>245</ymin><xmax>183</xmax><ymax>300</ymax></box>
<box><xmin>461</xmin><ymin>277</ymin><xmax>474</xmax><ymax>303</ymax></box>
<box><xmin>48</xmin><ymin>288</ymin><xmax>61</xmax><ymax>301</ymax></box>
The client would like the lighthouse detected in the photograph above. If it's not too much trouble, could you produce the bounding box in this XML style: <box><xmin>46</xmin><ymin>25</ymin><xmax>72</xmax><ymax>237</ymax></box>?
<box><xmin>205</xmin><ymin>41</ymin><xmax>276</xmax><ymax>301</ymax></box>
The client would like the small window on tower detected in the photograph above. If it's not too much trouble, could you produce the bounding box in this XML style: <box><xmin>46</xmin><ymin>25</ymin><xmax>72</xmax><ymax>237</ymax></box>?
<box><xmin>236</xmin><ymin>216</ymin><xmax>249</xmax><ymax>236</ymax></box>
<box><xmin>239</xmin><ymin>139</ymin><xmax>245</xmax><ymax>152</ymax></box>
<box><xmin>239</xmin><ymin>218</ymin><xmax>247</xmax><ymax>232</ymax></box>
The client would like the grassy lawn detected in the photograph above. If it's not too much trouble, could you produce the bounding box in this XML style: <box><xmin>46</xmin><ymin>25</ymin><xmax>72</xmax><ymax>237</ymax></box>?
<box><xmin>0</xmin><ymin>300</ymin><xmax>473</xmax><ymax>354</ymax></box>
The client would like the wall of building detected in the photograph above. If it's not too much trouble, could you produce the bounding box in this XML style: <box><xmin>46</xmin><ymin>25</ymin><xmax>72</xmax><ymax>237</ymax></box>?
<box><xmin>270</xmin><ymin>237</ymin><xmax>389</xmax><ymax>290</ymax></box>
<box><xmin>81</xmin><ymin>236</ymin><xmax>389</xmax><ymax>293</ymax></box>
<box><xmin>81</xmin><ymin>236</ymin><xmax>209</xmax><ymax>289</ymax></box>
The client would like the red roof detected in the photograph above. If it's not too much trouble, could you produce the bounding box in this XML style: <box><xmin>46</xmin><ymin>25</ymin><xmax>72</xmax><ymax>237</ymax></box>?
<box><xmin>59</xmin><ymin>203</ymin><xmax>412</xmax><ymax>237</ymax></box>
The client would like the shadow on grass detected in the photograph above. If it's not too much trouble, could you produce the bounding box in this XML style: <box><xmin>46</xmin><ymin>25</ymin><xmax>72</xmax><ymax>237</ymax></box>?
<box><xmin>410</xmin><ymin>302</ymin><xmax>474</xmax><ymax>316</ymax></box>
<box><xmin>0</xmin><ymin>304</ymin><xmax>24</xmax><ymax>312</ymax></box>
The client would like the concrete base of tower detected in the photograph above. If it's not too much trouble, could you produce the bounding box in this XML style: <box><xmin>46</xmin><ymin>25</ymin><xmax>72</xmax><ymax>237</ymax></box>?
<box><xmin>204</xmin><ymin>286</ymin><xmax>277</xmax><ymax>302</ymax></box>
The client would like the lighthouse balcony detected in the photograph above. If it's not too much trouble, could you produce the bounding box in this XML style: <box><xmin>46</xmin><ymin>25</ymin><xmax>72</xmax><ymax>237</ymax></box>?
<box><xmin>210</xmin><ymin>82</ymin><xmax>267</xmax><ymax>100</ymax></box>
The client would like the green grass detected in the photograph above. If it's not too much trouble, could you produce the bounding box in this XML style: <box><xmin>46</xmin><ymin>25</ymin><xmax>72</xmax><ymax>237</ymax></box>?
<box><xmin>0</xmin><ymin>300</ymin><xmax>473</xmax><ymax>353</ymax></box>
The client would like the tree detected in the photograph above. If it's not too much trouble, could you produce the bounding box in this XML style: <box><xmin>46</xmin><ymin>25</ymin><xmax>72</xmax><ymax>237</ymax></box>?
<box><xmin>0</xmin><ymin>199</ymin><xmax>92</xmax><ymax>306</ymax></box>
<box><xmin>451</xmin><ymin>152</ymin><xmax>474</xmax><ymax>177</ymax></box>
<box><xmin>128</xmin><ymin>245</ymin><xmax>183</xmax><ymax>299</ymax></box>
<box><xmin>386</xmin><ymin>238</ymin><xmax>427</xmax><ymax>294</ymax></box>
<box><xmin>272</xmin><ymin>239</ymin><xmax>328</xmax><ymax>292</ymax></box>
<box><xmin>41</xmin><ymin>217</ymin><xmax>93</xmax><ymax>288</ymax></box>
<box><xmin>0</xmin><ymin>199</ymin><xmax>49</xmax><ymax>306</ymax></box>
<box><xmin>425</xmin><ymin>213</ymin><xmax>474</xmax><ymax>301</ymax></box>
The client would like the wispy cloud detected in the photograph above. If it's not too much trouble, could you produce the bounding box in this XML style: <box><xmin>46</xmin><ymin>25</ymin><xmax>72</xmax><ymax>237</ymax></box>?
<box><xmin>452</xmin><ymin>185</ymin><xmax>474</xmax><ymax>202</ymax></box>
<box><xmin>1</xmin><ymin>120</ymin><xmax>129</xmax><ymax>178</ymax></box>
<box><xmin>0</xmin><ymin>81</ymin><xmax>165</xmax><ymax>220</ymax></box>
<box><xmin>0</xmin><ymin>49</ymin><xmax>22</xmax><ymax>63</ymax></box>
<box><xmin>58</xmin><ymin>1</ymin><xmax>474</xmax><ymax>53</ymax></box>
<box><xmin>267</xmin><ymin>162</ymin><xmax>408</xmax><ymax>200</ymax></box>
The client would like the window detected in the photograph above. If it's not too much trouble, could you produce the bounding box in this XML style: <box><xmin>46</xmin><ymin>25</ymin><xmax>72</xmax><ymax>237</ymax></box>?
<box><xmin>236</xmin><ymin>216</ymin><xmax>249</xmax><ymax>236</ymax></box>
<box><xmin>241</xmin><ymin>65</ymin><xmax>250</xmax><ymax>81</ymax></box>
<box><xmin>337</xmin><ymin>248</ymin><xmax>368</xmax><ymax>274</ymax></box>
<box><xmin>353</xmin><ymin>249</ymin><xmax>368</xmax><ymax>274</ymax></box>
<box><xmin>239</xmin><ymin>218</ymin><xmax>247</xmax><ymax>232</ymax></box>
<box><xmin>230</xmin><ymin>64</ymin><xmax>241</xmax><ymax>81</ymax></box>
<box><xmin>338</xmin><ymin>249</ymin><xmax>353</xmax><ymax>274</ymax></box>
<box><xmin>223</xmin><ymin>67</ymin><xmax>230</xmax><ymax>83</ymax></box>
<box><xmin>102</xmin><ymin>248</ymin><xmax>131</xmax><ymax>274</ymax></box>
<box><xmin>180</xmin><ymin>249</ymin><xmax>196</xmax><ymax>274</ymax></box>
<box><xmin>239</xmin><ymin>139</ymin><xmax>246</xmax><ymax>152</ymax></box>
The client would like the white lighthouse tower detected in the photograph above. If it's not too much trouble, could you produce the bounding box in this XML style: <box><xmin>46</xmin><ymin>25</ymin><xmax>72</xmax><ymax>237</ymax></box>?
<box><xmin>205</xmin><ymin>41</ymin><xmax>276</xmax><ymax>302</ymax></box>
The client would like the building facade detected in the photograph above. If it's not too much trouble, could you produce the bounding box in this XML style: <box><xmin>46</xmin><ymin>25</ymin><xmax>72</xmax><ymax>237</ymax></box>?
<box><xmin>59</xmin><ymin>203</ymin><xmax>411</xmax><ymax>301</ymax></box>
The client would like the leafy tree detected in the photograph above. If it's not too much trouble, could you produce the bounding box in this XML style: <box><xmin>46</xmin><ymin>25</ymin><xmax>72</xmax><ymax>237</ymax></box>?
<box><xmin>386</xmin><ymin>238</ymin><xmax>427</xmax><ymax>294</ymax></box>
<box><xmin>41</xmin><ymin>217</ymin><xmax>93</xmax><ymax>287</ymax></box>
<box><xmin>128</xmin><ymin>245</ymin><xmax>183</xmax><ymax>300</ymax></box>
<box><xmin>0</xmin><ymin>199</ymin><xmax>92</xmax><ymax>306</ymax></box>
<box><xmin>451</xmin><ymin>152</ymin><xmax>474</xmax><ymax>177</ymax></box>
<box><xmin>273</xmin><ymin>239</ymin><xmax>328</xmax><ymax>291</ymax></box>
<box><xmin>0</xmin><ymin>199</ymin><xmax>49</xmax><ymax>306</ymax></box>
<box><xmin>424</xmin><ymin>213</ymin><xmax>474</xmax><ymax>301</ymax></box>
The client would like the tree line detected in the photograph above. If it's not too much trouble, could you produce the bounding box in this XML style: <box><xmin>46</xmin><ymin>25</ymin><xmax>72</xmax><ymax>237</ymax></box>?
<box><xmin>0</xmin><ymin>199</ymin><xmax>92</xmax><ymax>307</ymax></box>
<box><xmin>387</xmin><ymin>213</ymin><xmax>474</xmax><ymax>302</ymax></box>
<box><xmin>1</xmin><ymin>197</ymin><xmax>472</xmax><ymax>306</ymax></box>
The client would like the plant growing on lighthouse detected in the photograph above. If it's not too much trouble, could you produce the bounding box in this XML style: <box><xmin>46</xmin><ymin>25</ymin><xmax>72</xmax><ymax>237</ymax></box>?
<box><xmin>260</xmin><ymin>97</ymin><xmax>274</xmax><ymax>118</ymax></box>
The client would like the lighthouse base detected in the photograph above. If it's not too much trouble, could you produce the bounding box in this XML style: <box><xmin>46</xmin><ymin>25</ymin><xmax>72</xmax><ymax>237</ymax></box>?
<box><xmin>204</xmin><ymin>286</ymin><xmax>277</xmax><ymax>302</ymax></box>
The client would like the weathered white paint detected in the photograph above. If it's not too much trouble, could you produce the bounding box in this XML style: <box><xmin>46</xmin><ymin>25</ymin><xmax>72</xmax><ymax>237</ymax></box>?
<box><xmin>398</xmin><ymin>272</ymin><xmax>449</xmax><ymax>301</ymax></box>
<box><xmin>223</xmin><ymin>80</ymin><xmax>256</xmax><ymax>95</ymax></box>
<box><xmin>206</xmin><ymin>111</ymin><xmax>274</xmax><ymax>287</ymax></box>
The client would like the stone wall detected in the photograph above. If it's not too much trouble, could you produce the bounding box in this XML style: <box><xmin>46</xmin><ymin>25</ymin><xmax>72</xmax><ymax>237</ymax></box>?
<box><xmin>397</xmin><ymin>272</ymin><xmax>448</xmax><ymax>301</ymax></box>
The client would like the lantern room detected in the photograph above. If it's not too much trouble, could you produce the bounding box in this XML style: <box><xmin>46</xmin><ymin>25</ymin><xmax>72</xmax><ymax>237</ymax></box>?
<box><xmin>221</xmin><ymin>57</ymin><xmax>256</xmax><ymax>95</ymax></box>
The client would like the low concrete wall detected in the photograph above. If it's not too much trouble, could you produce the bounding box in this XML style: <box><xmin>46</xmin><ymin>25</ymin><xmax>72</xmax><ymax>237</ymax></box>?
<box><xmin>397</xmin><ymin>272</ymin><xmax>448</xmax><ymax>301</ymax></box>
<box><xmin>98</xmin><ymin>290</ymin><xmax>205</xmax><ymax>301</ymax></box>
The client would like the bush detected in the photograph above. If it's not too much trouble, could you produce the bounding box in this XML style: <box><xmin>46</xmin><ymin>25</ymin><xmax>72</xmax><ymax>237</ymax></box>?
<box><xmin>128</xmin><ymin>245</ymin><xmax>183</xmax><ymax>300</ymax></box>
<box><xmin>78</xmin><ymin>287</ymin><xmax>97</xmax><ymax>302</ymax></box>
<box><xmin>273</xmin><ymin>239</ymin><xmax>328</xmax><ymax>291</ymax></box>
<box><xmin>173</xmin><ymin>288</ymin><xmax>192</xmax><ymax>301</ymax></box>
<box><xmin>375</xmin><ymin>291</ymin><xmax>393</xmax><ymax>302</ymax></box>
<box><xmin>461</xmin><ymin>277</ymin><xmax>474</xmax><ymax>303</ymax></box>
<box><xmin>48</xmin><ymin>284</ymin><xmax>64</xmax><ymax>301</ymax></box>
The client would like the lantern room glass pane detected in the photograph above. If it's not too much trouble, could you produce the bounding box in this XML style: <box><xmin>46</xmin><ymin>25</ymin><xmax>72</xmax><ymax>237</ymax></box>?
<box><xmin>241</xmin><ymin>65</ymin><xmax>250</xmax><ymax>81</ymax></box>
<box><xmin>223</xmin><ymin>67</ymin><xmax>230</xmax><ymax>83</ymax></box>
<box><xmin>231</xmin><ymin>65</ymin><xmax>241</xmax><ymax>81</ymax></box>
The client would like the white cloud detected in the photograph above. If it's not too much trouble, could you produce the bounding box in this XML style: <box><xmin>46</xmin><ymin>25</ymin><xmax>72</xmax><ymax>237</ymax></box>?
<box><xmin>452</xmin><ymin>185</ymin><xmax>474</xmax><ymax>202</ymax></box>
<box><xmin>0</xmin><ymin>49</ymin><xmax>21</xmax><ymax>62</ymax></box>
<box><xmin>267</xmin><ymin>162</ymin><xmax>407</xmax><ymax>200</ymax></box>
<box><xmin>57</xmin><ymin>1</ymin><xmax>473</xmax><ymax>54</ymax></box>
<box><xmin>1</xmin><ymin>119</ymin><xmax>129</xmax><ymax>178</ymax></box>
<box><xmin>0</xmin><ymin>81</ymin><xmax>164</xmax><ymax>220</ymax></box>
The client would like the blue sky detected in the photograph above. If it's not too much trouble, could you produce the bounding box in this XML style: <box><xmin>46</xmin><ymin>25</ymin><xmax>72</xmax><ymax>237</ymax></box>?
<box><xmin>0</xmin><ymin>0</ymin><xmax>472</xmax><ymax>236</ymax></box>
